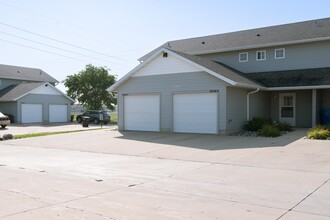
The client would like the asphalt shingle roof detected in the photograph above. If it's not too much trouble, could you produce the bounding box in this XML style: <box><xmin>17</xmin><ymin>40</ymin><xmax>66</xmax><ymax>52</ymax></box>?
<box><xmin>0</xmin><ymin>83</ymin><xmax>45</xmax><ymax>101</ymax></box>
<box><xmin>0</xmin><ymin>64</ymin><xmax>58</xmax><ymax>83</ymax></box>
<box><xmin>247</xmin><ymin>68</ymin><xmax>330</xmax><ymax>88</ymax></box>
<box><xmin>168</xmin><ymin>49</ymin><xmax>262</xmax><ymax>87</ymax></box>
<box><xmin>140</xmin><ymin>17</ymin><xmax>330</xmax><ymax>61</ymax></box>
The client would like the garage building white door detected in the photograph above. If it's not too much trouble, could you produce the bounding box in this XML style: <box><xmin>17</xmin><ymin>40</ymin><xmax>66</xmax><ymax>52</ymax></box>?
<box><xmin>124</xmin><ymin>95</ymin><xmax>160</xmax><ymax>131</ymax></box>
<box><xmin>49</xmin><ymin>104</ymin><xmax>68</xmax><ymax>122</ymax></box>
<box><xmin>21</xmin><ymin>104</ymin><xmax>43</xmax><ymax>123</ymax></box>
<box><xmin>173</xmin><ymin>93</ymin><xmax>218</xmax><ymax>134</ymax></box>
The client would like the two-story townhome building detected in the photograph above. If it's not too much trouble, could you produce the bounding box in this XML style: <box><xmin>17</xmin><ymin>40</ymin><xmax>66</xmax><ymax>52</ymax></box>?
<box><xmin>108</xmin><ymin>17</ymin><xmax>330</xmax><ymax>134</ymax></box>
<box><xmin>0</xmin><ymin>64</ymin><xmax>73</xmax><ymax>124</ymax></box>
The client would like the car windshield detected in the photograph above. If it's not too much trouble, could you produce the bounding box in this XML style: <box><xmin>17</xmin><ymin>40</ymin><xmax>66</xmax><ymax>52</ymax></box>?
<box><xmin>0</xmin><ymin>112</ymin><xmax>6</xmax><ymax>117</ymax></box>
<box><xmin>103</xmin><ymin>111</ymin><xmax>110</xmax><ymax>115</ymax></box>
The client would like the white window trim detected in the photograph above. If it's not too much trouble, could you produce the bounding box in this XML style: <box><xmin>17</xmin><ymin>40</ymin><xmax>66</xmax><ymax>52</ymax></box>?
<box><xmin>239</xmin><ymin>52</ymin><xmax>248</xmax><ymax>62</ymax></box>
<box><xmin>275</xmin><ymin>48</ymin><xmax>285</xmax><ymax>59</ymax></box>
<box><xmin>256</xmin><ymin>50</ymin><xmax>266</xmax><ymax>61</ymax></box>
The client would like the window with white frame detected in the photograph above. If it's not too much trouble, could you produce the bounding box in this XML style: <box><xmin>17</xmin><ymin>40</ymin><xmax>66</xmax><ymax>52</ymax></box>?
<box><xmin>239</xmin><ymin>52</ymin><xmax>248</xmax><ymax>62</ymax></box>
<box><xmin>275</xmin><ymin>48</ymin><xmax>285</xmax><ymax>59</ymax></box>
<box><xmin>256</xmin><ymin>50</ymin><xmax>266</xmax><ymax>61</ymax></box>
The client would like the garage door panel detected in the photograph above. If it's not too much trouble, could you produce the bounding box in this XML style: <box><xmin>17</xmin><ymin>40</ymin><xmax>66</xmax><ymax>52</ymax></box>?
<box><xmin>124</xmin><ymin>95</ymin><xmax>160</xmax><ymax>131</ymax></box>
<box><xmin>22</xmin><ymin>104</ymin><xmax>42</xmax><ymax>123</ymax></box>
<box><xmin>173</xmin><ymin>93</ymin><xmax>218</xmax><ymax>134</ymax></box>
<box><xmin>49</xmin><ymin>104</ymin><xmax>67</xmax><ymax>123</ymax></box>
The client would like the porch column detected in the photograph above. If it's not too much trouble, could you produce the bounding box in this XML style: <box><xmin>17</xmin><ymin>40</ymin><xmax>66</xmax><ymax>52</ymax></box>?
<box><xmin>312</xmin><ymin>89</ymin><xmax>316</xmax><ymax>127</ymax></box>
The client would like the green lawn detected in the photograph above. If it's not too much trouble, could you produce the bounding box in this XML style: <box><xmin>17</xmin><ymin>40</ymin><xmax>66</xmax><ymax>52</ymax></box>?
<box><xmin>110</xmin><ymin>112</ymin><xmax>117</xmax><ymax>124</ymax></box>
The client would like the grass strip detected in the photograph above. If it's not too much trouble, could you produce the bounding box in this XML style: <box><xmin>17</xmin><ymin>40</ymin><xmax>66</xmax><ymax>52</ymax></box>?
<box><xmin>14</xmin><ymin>128</ymin><xmax>104</xmax><ymax>139</ymax></box>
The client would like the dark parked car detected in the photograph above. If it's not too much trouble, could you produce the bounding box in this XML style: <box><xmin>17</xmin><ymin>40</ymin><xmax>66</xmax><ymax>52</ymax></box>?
<box><xmin>76</xmin><ymin>110</ymin><xmax>110</xmax><ymax>124</ymax></box>
<box><xmin>0</xmin><ymin>112</ymin><xmax>10</xmax><ymax>128</ymax></box>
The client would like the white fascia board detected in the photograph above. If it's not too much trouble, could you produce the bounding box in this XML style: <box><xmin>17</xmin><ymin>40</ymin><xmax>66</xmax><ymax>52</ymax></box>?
<box><xmin>266</xmin><ymin>85</ymin><xmax>330</xmax><ymax>91</ymax></box>
<box><xmin>14</xmin><ymin>83</ymin><xmax>75</xmax><ymax>102</ymax></box>
<box><xmin>234</xmin><ymin>83</ymin><xmax>265</xmax><ymax>90</ymax></box>
<box><xmin>108</xmin><ymin>49</ymin><xmax>166</xmax><ymax>92</ymax></box>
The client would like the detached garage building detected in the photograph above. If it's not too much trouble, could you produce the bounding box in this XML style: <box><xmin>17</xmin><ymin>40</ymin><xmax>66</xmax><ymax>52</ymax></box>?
<box><xmin>0</xmin><ymin>64</ymin><xmax>73</xmax><ymax>124</ymax></box>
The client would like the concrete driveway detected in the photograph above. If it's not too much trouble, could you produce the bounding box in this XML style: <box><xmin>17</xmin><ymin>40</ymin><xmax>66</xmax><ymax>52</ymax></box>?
<box><xmin>0</xmin><ymin>128</ymin><xmax>329</xmax><ymax>219</ymax></box>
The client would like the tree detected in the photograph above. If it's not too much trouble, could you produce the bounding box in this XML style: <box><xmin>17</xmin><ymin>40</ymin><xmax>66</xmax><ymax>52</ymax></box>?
<box><xmin>63</xmin><ymin>64</ymin><xmax>116</xmax><ymax>110</ymax></box>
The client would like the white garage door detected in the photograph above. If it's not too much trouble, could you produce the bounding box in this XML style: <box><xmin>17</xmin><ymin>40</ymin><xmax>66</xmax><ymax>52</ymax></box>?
<box><xmin>173</xmin><ymin>93</ymin><xmax>218</xmax><ymax>134</ymax></box>
<box><xmin>22</xmin><ymin>104</ymin><xmax>43</xmax><ymax>123</ymax></box>
<box><xmin>49</xmin><ymin>104</ymin><xmax>68</xmax><ymax>122</ymax></box>
<box><xmin>124</xmin><ymin>95</ymin><xmax>160</xmax><ymax>131</ymax></box>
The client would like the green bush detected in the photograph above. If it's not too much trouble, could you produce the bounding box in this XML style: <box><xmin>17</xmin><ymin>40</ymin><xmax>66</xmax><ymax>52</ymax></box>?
<box><xmin>260</xmin><ymin>124</ymin><xmax>281</xmax><ymax>137</ymax></box>
<box><xmin>307</xmin><ymin>125</ymin><xmax>330</xmax><ymax>140</ymax></box>
<box><xmin>274</xmin><ymin>121</ymin><xmax>293</xmax><ymax>131</ymax></box>
<box><xmin>244</xmin><ymin>117</ymin><xmax>272</xmax><ymax>131</ymax></box>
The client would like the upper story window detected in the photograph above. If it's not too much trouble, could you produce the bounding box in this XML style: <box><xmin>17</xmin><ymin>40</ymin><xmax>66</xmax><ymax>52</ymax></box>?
<box><xmin>256</xmin><ymin>50</ymin><xmax>266</xmax><ymax>61</ymax></box>
<box><xmin>275</xmin><ymin>48</ymin><xmax>285</xmax><ymax>59</ymax></box>
<box><xmin>239</xmin><ymin>52</ymin><xmax>248</xmax><ymax>62</ymax></box>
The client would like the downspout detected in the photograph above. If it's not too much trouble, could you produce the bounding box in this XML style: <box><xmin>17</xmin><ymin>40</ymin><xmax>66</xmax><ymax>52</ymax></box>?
<box><xmin>247</xmin><ymin>88</ymin><xmax>260</xmax><ymax>121</ymax></box>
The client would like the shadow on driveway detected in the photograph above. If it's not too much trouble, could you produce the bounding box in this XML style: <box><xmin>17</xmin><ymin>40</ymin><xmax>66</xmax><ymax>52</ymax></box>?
<box><xmin>116</xmin><ymin>129</ymin><xmax>308</xmax><ymax>151</ymax></box>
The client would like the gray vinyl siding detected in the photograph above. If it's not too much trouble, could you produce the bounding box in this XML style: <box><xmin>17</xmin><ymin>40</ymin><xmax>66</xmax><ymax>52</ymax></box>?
<box><xmin>17</xmin><ymin>94</ymin><xmax>71</xmax><ymax>123</ymax></box>
<box><xmin>0</xmin><ymin>102</ymin><xmax>17</xmax><ymax>122</ymax></box>
<box><xmin>316</xmin><ymin>90</ymin><xmax>322</xmax><ymax>124</ymax></box>
<box><xmin>249</xmin><ymin>91</ymin><xmax>271</xmax><ymax>119</ymax></box>
<box><xmin>322</xmin><ymin>89</ymin><xmax>330</xmax><ymax>109</ymax></box>
<box><xmin>116</xmin><ymin>72</ymin><xmax>228</xmax><ymax>133</ymax></box>
<box><xmin>271</xmin><ymin>90</ymin><xmax>312</xmax><ymax>127</ymax></box>
<box><xmin>296</xmin><ymin>90</ymin><xmax>312</xmax><ymax>127</ymax></box>
<box><xmin>202</xmin><ymin>41</ymin><xmax>330</xmax><ymax>73</ymax></box>
<box><xmin>226</xmin><ymin>87</ymin><xmax>247</xmax><ymax>132</ymax></box>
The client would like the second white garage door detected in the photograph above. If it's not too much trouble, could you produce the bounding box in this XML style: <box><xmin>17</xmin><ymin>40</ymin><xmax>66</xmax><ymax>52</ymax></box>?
<box><xmin>49</xmin><ymin>104</ymin><xmax>68</xmax><ymax>122</ymax></box>
<box><xmin>173</xmin><ymin>93</ymin><xmax>218</xmax><ymax>134</ymax></box>
<box><xmin>21</xmin><ymin>104</ymin><xmax>43</xmax><ymax>123</ymax></box>
<box><xmin>124</xmin><ymin>95</ymin><xmax>160</xmax><ymax>131</ymax></box>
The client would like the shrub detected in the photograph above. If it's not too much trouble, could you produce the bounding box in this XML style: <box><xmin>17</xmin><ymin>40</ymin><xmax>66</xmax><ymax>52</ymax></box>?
<box><xmin>307</xmin><ymin>125</ymin><xmax>330</xmax><ymax>140</ymax></box>
<box><xmin>244</xmin><ymin>117</ymin><xmax>272</xmax><ymax>131</ymax></box>
<box><xmin>260</xmin><ymin>124</ymin><xmax>281</xmax><ymax>137</ymax></box>
<box><xmin>274</xmin><ymin>121</ymin><xmax>293</xmax><ymax>131</ymax></box>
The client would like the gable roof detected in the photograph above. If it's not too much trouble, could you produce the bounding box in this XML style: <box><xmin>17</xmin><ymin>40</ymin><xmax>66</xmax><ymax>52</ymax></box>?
<box><xmin>108</xmin><ymin>48</ymin><xmax>262</xmax><ymax>92</ymax></box>
<box><xmin>247</xmin><ymin>67</ymin><xmax>330</xmax><ymax>88</ymax></box>
<box><xmin>0</xmin><ymin>82</ymin><xmax>74</xmax><ymax>102</ymax></box>
<box><xmin>140</xmin><ymin>17</ymin><xmax>330</xmax><ymax>61</ymax></box>
<box><xmin>0</xmin><ymin>64</ymin><xmax>59</xmax><ymax>83</ymax></box>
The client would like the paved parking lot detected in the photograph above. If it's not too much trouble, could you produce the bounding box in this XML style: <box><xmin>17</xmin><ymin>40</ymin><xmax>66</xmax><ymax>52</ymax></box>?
<box><xmin>0</xmin><ymin>127</ymin><xmax>329</xmax><ymax>219</ymax></box>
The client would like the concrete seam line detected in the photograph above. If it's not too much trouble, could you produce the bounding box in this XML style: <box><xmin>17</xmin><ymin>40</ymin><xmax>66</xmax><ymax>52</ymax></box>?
<box><xmin>275</xmin><ymin>177</ymin><xmax>330</xmax><ymax>220</ymax></box>
<box><xmin>0</xmin><ymin>187</ymin><xmax>126</xmax><ymax>218</ymax></box>
<box><xmin>138</xmin><ymin>185</ymin><xmax>287</xmax><ymax>212</ymax></box>
<box><xmin>59</xmin><ymin>205</ymin><xmax>117</xmax><ymax>220</ymax></box>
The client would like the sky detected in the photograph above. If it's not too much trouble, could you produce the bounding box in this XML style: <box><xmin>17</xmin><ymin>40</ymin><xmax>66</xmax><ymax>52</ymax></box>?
<box><xmin>0</xmin><ymin>0</ymin><xmax>330</xmax><ymax>92</ymax></box>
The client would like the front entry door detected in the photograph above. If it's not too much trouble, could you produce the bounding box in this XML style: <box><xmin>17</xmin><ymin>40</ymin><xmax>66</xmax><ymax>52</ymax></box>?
<box><xmin>279</xmin><ymin>93</ymin><xmax>296</xmax><ymax>126</ymax></box>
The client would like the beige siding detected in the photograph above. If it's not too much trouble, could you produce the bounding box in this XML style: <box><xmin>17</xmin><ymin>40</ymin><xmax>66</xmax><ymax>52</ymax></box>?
<box><xmin>226</xmin><ymin>87</ymin><xmax>247</xmax><ymax>133</ymax></box>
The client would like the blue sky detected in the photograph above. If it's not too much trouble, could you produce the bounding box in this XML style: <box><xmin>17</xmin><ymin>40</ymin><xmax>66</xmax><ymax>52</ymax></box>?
<box><xmin>0</xmin><ymin>0</ymin><xmax>329</xmax><ymax>92</ymax></box>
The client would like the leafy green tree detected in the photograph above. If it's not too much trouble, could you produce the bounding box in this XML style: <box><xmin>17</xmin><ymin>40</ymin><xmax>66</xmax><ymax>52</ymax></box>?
<box><xmin>63</xmin><ymin>64</ymin><xmax>116</xmax><ymax>110</ymax></box>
